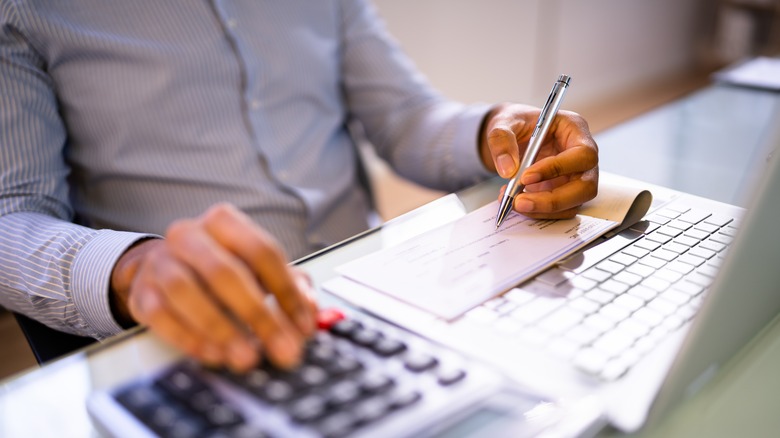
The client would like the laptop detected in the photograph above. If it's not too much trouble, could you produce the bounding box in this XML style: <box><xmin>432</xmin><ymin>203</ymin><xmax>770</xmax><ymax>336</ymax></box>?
<box><xmin>322</xmin><ymin>109</ymin><xmax>780</xmax><ymax>434</ymax></box>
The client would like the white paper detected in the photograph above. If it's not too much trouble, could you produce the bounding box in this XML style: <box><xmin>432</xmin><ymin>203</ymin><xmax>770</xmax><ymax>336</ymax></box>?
<box><xmin>336</xmin><ymin>200</ymin><xmax>617</xmax><ymax>319</ymax></box>
<box><xmin>713</xmin><ymin>57</ymin><xmax>780</xmax><ymax>90</ymax></box>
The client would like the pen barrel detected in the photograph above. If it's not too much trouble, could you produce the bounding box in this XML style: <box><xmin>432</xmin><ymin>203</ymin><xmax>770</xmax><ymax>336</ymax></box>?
<box><xmin>518</xmin><ymin>75</ymin><xmax>570</xmax><ymax>174</ymax></box>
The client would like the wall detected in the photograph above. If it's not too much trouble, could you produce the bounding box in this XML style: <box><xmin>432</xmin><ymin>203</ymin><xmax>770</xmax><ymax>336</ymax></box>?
<box><xmin>372</xmin><ymin>0</ymin><xmax>706</xmax><ymax>112</ymax></box>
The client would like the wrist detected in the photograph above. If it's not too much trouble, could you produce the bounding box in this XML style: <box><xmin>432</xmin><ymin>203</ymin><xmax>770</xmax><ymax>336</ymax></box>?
<box><xmin>109</xmin><ymin>238</ymin><xmax>162</xmax><ymax>329</ymax></box>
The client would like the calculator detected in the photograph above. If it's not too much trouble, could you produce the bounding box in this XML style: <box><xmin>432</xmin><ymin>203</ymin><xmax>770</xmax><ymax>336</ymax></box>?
<box><xmin>87</xmin><ymin>309</ymin><xmax>568</xmax><ymax>437</ymax></box>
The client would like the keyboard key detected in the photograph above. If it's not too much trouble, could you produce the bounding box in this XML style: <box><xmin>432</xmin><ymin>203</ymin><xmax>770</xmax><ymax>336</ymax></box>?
<box><xmin>638</xmin><ymin>255</ymin><xmax>666</xmax><ymax>269</ymax></box>
<box><xmin>631</xmin><ymin>307</ymin><xmax>664</xmax><ymax>327</ymax></box>
<box><xmin>537</xmin><ymin>307</ymin><xmax>586</xmax><ymax>334</ymax></box>
<box><xmin>699</xmin><ymin>239</ymin><xmax>726</xmax><ymax>253</ymax></box>
<box><xmin>574</xmin><ymin>348</ymin><xmax>610</xmax><ymax>375</ymax></box>
<box><xmin>645</xmin><ymin>233</ymin><xmax>672</xmax><ymax>245</ymax></box>
<box><xmin>647</xmin><ymin>297</ymin><xmax>677</xmax><ymax>317</ymax></box>
<box><xmin>634</xmin><ymin>239</ymin><xmax>661</xmax><ymax>252</ymax></box>
<box><xmin>626</xmin><ymin>285</ymin><xmax>658</xmax><ymax>301</ymax></box>
<box><xmin>613</xmin><ymin>271</ymin><xmax>643</xmax><ymax>287</ymax></box>
<box><xmin>656</xmin><ymin>226</ymin><xmax>683</xmax><ymax>238</ymax></box>
<box><xmin>654</xmin><ymin>268</ymin><xmax>683</xmax><ymax>283</ymax></box>
<box><xmin>650</xmin><ymin>248</ymin><xmax>678</xmax><ymax>262</ymax></box>
<box><xmin>625</xmin><ymin>263</ymin><xmax>655</xmax><ymax>278</ymax></box>
<box><xmin>693</xmin><ymin>222</ymin><xmax>719</xmax><ymax>233</ymax></box>
<box><xmin>677</xmin><ymin>253</ymin><xmax>706</xmax><ymax>267</ymax></box>
<box><xmin>622</xmin><ymin>245</ymin><xmax>650</xmax><ymax>259</ymax></box>
<box><xmin>536</xmin><ymin>267</ymin><xmax>575</xmax><ymax>286</ymax></box>
<box><xmin>703</xmin><ymin>214</ymin><xmax>733</xmax><ymax>227</ymax></box>
<box><xmin>667</xmin><ymin>219</ymin><xmax>693</xmax><ymax>231</ymax></box>
<box><xmin>663</xmin><ymin>242</ymin><xmax>689</xmax><ymax>254</ymax></box>
<box><xmin>672</xmin><ymin>281</ymin><xmax>704</xmax><ymax>296</ymax></box>
<box><xmin>674</xmin><ymin>235</ymin><xmax>700</xmax><ymax>247</ymax></box>
<box><xmin>593</xmin><ymin>329</ymin><xmax>638</xmax><ymax>357</ymax></box>
<box><xmin>683</xmin><ymin>228</ymin><xmax>710</xmax><ymax>241</ymax></box>
<box><xmin>599</xmin><ymin>279</ymin><xmax>630</xmax><ymax>295</ymax></box>
<box><xmin>678</xmin><ymin>209</ymin><xmax>710</xmax><ymax>224</ymax></box>
<box><xmin>585</xmin><ymin>289</ymin><xmax>615</xmax><ymax>305</ymax></box>
<box><xmin>565</xmin><ymin>325</ymin><xmax>601</xmax><ymax>346</ymax></box>
<box><xmin>599</xmin><ymin>303</ymin><xmax>631</xmax><ymax>323</ymax></box>
<box><xmin>596</xmin><ymin>260</ymin><xmax>625</xmax><ymax>275</ymax></box>
<box><xmin>612</xmin><ymin>294</ymin><xmax>645</xmax><ymax>312</ymax></box>
<box><xmin>665</xmin><ymin>260</ymin><xmax>695</xmax><ymax>275</ymax></box>
<box><xmin>504</xmin><ymin>288</ymin><xmax>536</xmax><ymax>305</ymax></box>
<box><xmin>568</xmin><ymin>296</ymin><xmax>601</xmax><ymax>314</ymax></box>
<box><xmin>509</xmin><ymin>295</ymin><xmax>565</xmax><ymax>324</ymax></box>
<box><xmin>583</xmin><ymin>314</ymin><xmax>616</xmax><ymax>333</ymax></box>
<box><xmin>582</xmin><ymin>267</ymin><xmax>612</xmax><ymax>283</ymax></box>
<box><xmin>688</xmin><ymin>247</ymin><xmax>716</xmax><ymax>260</ymax></box>
<box><xmin>610</xmin><ymin>252</ymin><xmax>637</xmax><ymax>266</ymax></box>
<box><xmin>642</xmin><ymin>276</ymin><xmax>671</xmax><ymax>292</ymax></box>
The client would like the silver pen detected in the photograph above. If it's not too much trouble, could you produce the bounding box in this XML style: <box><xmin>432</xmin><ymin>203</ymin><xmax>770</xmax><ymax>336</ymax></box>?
<box><xmin>495</xmin><ymin>74</ymin><xmax>571</xmax><ymax>229</ymax></box>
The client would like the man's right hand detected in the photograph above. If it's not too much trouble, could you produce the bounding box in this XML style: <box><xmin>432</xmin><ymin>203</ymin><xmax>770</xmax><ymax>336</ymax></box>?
<box><xmin>110</xmin><ymin>203</ymin><xmax>318</xmax><ymax>373</ymax></box>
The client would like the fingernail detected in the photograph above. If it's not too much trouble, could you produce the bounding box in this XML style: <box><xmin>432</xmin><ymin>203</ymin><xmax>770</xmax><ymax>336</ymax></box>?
<box><xmin>228</xmin><ymin>339</ymin><xmax>257</xmax><ymax>372</ymax></box>
<box><xmin>296</xmin><ymin>310</ymin><xmax>315</xmax><ymax>336</ymax></box>
<box><xmin>270</xmin><ymin>333</ymin><xmax>301</xmax><ymax>368</ymax></box>
<box><xmin>521</xmin><ymin>172</ymin><xmax>542</xmax><ymax>185</ymax></box>
<box><xmin>201</xmin><ymin>343</ymin><xmax>223</xmax><ymax>365</ymax></box>
<box><xmin>514</xmin><ymin>198</ymin><xmax>534</xmax><ymax>212</ymax></box>
<box><xmin>496</xmin><ymin>154</ymin><xmax>515</xmax><ymax>178</ymax></box>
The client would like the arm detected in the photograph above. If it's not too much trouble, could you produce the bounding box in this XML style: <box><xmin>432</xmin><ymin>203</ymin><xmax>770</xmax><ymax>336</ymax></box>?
<box><xmin>338</xmin><ymin>0</ymin><xmax>494</xmax><ymax>192</ymax></box>
<box><xmin>0</xmin><ymin>6</ymin><xmax>156</xmax><ymax>339</ymax></box>
<box><xmin>338</xmin><ymin>1</ymin><xmax>598</xmax><ymax>216</ymax></box>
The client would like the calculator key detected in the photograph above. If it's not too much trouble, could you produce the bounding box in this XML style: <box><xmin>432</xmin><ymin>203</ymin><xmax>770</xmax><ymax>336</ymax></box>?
<box><xmin>436</xmin><ymin>368</ymin><xmax>467</xmax><ymax>386</ymax></box>
<box><xmin>371</xmin><ymin>337</ymin><xmax>407</xmax><ymax>357</ymax></box>
<box><xmin>387</xmin><ymin>389</ymin><xmax>422</xmax><ymax>410</ymax></box>
<box><xmin>350</xmin><ymin>327</ymin><xmax>384</xmax><ymax>347</ymax></box>
<box><xmin>290</xmin><ymin>394</ymin><xmax>329</xmax><ymax>423</ymax></box>
<box><xmin>316</xmin><ymin>308</ymin><xmax>346</xmax><ymax>330</ymax></box>
<box><xmin>330</xmin><ymin>319</ymin><xmax>363</xmax><ymax>337</ymax></box>
<box><xmin>359</xmin><ymin>372</ymin><xmax>395</xmax><ymax>394</ymax></box>
<box><xmin>404</xmin><ymin>352</ymin><xmax>439</xmax><ymax>372</ymax></box>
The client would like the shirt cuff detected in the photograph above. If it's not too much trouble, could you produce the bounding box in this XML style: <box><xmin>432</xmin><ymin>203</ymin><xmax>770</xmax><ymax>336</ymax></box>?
<box><xmin>451</xmin><ymin>103</ymin><xmax>496</xmax><ymax>184</ymax></box>
<box><xmin>71</xmin><ymin>230</ymin><xmax>160</xmax><ymax>339</ymax></box>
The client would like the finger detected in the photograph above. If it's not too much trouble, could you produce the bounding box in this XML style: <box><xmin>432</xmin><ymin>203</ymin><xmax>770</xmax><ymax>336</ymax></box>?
<box><xmin>128</xmin><ymin>284</ymin><xmax>214</xmax><ymax>364</ymax></box>
<box><xmin>201</xmin><ymin>204</ymin><xmax>317</xmax><ymax>337</ymax></box>
<box><xmin>513</xmin><ymin>172</ymin><xmax>598</xmax><ymax>216</ymax></box>
<box><xmin>520</xmin><ymin>145</ymin><xmax>598</xmax><ymax>186</ymax></box>
<box><xmin>166</xmin><ymin>218</ymin><xmax>303</xmax><ymax>369</ymax></box>
<box><xmin>486</xmin><ymin>126</ymin><xmax>521</xmax><ymax>178</ymax></box>
<box><xmin>148</xmin><ymin>250</ymin><xmax>259</xmax><ymax>371</ymax></box>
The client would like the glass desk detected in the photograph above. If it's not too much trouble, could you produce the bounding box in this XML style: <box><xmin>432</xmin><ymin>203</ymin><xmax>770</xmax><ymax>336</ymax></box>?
<box><xmin>2</xmin><ymin>82</ymin><xmax>779</xmax><ymax>437</ymax></box>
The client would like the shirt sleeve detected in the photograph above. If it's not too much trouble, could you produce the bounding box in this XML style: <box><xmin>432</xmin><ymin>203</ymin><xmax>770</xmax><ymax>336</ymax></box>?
<box><xmin>0</xmin><ymin>5</ymin><xmax>156</xmax><ymax>339</ymax></box>
<box><xmin>339</xmin><ymin>0</ymin><xmax>495</xmax><ymax>192</ymax></box>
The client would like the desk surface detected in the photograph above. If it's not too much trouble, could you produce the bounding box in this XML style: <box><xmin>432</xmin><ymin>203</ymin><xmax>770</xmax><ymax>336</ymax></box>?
<box><xmin>2</xmin><ymin>83</ymin><xmax>780</xmax><ymax>438</ymax></box>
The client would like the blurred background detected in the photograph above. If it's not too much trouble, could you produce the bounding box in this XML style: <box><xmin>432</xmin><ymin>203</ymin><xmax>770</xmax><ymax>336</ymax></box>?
<box><xmin>365</xmin><ymin>0</ymin><xmax>780</xmax><ymax>218</ymax></box>
<box><xmin>2</xmin><ymin>0</ymin><xmax>779</xmax><ymax>380</ymax></box>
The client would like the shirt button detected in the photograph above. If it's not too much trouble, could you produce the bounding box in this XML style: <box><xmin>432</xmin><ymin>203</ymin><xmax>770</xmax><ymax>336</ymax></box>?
<box><xmin>226</xmin><ymin>18</ymin><xmax>237</xmax><ymax>29</ymax></box>
<box><xmin>249</xmin><ymin>100</ymin><xmax>261</xmax><ymax>110</ymax></box>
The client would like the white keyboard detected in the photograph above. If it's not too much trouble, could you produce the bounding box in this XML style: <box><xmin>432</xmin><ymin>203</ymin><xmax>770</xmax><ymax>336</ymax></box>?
<box><xmin>461</xmin><ymin>204</ymin><xmax>738</xmax><ymax>381</ymax></box>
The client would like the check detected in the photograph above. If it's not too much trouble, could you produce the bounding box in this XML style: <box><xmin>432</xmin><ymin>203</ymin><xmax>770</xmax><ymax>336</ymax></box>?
<box><xmin>336</xmin><ymin>201</ymin><xmax>617</xmax><ymax>320</ymax></box>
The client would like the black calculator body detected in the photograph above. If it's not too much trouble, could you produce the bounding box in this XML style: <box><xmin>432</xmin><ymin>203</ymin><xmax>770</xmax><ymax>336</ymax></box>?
<box><xmin>87</xmin><ymin>310</ymin><xmax>568</xmax><ymax>437</ymax></box>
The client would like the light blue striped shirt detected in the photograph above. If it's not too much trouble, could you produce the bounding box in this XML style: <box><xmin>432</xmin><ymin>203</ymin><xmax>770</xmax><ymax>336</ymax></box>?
<box><xmin>0</xmin><ymin>0</ymin><xmax>492</xmax><ymax>339</ymax></box>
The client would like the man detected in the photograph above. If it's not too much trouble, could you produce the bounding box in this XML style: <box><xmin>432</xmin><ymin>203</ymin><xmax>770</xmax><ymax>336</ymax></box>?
<box><xmin>0</xmin><ymin>1</ymin><xmax>598</xmax><ymax>372</ymax></box>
